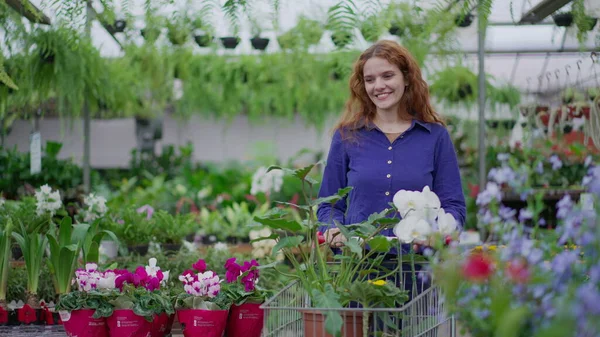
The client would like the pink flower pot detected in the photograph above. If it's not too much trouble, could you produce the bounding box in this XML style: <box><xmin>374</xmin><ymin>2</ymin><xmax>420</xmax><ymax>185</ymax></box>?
<box><xmin>106</xmin><ymin>309</ymin><xmax>152</xmax><ymax>337</ymax></box>
<box><xmin>60</xmin><ymin>309</ymin><xmax>109</xmax><ymax>337</ymax></box>
<box><xmin>177</xmin><ymin>309</ymin><xmax>229</xmax><ymax>337</ymax></box>
<box><xmin>150</xmin><ymin>312</ymin><xmax>175</xmax><ymax>337</ymax></box>
<box><xmin>226</xmin><ymin>303</ymin><xmax>264</xmax><ymax>337</ymax></box>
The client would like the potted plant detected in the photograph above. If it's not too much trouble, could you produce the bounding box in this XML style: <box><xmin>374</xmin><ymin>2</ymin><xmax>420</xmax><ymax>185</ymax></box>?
<box><xmin>360</xmin><ymin>14</ymin><xmax>385</xmax><ymax>43</ymax></box>
<box><xmin>553</xmin><ymin>11</ymin><xmax>574</xmax><ymax>27</ymax></box>
<box><xmin>253</xmin><ymin>164</ymin><xmax>420</xmax><ymax>336</ymax></box>
<box><xmin>151</xmin><ymin>211</ymin><xmax>195</xmax><ymax>254</ymax></box>
<box><xmin>191</xmin><ymin>18</ymin><xmax>214</xmax><ymax>47</ymax></box>
<box><xmin>107</xmin><ymin>258</ymin><xmax>174</xmax><ymax>337</ymax></box>
<box><xmin>249</xmin><ymin>16</ymin><xmax>270</xmax><ymax>51</ymax></box>
<box><xmin>222</xmin><ymin>258</ymin><xmax>272</xmax><ymax>337</ymax></box>
<box><xmin>55</xmin><ymin>264</ymin><xmax>120</xmax><ymax>337</ymax></box>
<box><xmin>277</xmin><ymin>16</ymin><xmax>323</xmax><ymax>51</ymax></box>
<box><xmin>175</xmin><ymin>259</ymin><xmax>231</xmax><ymax>337</ymax></box>
<box><xmin>220</xmin><ymin>36</ymin><xmax>241</xmax><ymax>49</ymax></box>
<box><xmin>430</xmin><ymin>65</ymin><xmax>494</xmax><ymax>109</ymax></box>
<box><xmin>166</xmin><ymin>14</ymin><xmax>191</xmax><ymax>46</ymax></box>
<box><xmin>455</xmin><ymin>13</ymin><xmax>474</xmax><ymax>27</ymax></box>
<box><xmin>111</xmin><ymin>207</ymin><xmax>154</xmax><ymax>256</ymax></box>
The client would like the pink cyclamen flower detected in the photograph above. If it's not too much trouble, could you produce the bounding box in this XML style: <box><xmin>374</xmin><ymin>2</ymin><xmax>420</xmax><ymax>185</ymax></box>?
<box><xmin>225</xmin><ymin>258</ymin><xmax>241</xmax><ymax>283</ymax></box>
<box><xmin>192</xmin><ymin>259</ymin><xmax>207</xmax><ymax>273</ymax></box>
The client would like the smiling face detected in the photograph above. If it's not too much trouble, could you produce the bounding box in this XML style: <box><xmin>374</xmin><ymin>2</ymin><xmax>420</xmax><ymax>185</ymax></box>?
<box><xmin>363</xmin><ymin>56</ymin><xmax>407</xmax><ymax>115</ymax></box>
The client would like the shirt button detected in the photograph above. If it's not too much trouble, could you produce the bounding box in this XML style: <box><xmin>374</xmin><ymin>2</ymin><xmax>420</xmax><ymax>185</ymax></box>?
<box><xmin>387</xmin><ymin>160</ymin><xmax>392</xmax><ymax>164</ymax></box>
<box><xmin>385</xmin><ymin>191</ymin><xmax>390</xmax><ymax>196</ymax></box>
<box><xmin>388</xmin><ymin>146</ymin><xmax>392</xmax><ymax>150</ymax></box>
<box><xmin>386</xmin><ymin>174</ymin><xmax>391</xmax><ymax>178</ymax></box>
<box><xmin>400</xmin><ymin>135</ymin><xmax>404</xmax><ymax>139</ymax></box>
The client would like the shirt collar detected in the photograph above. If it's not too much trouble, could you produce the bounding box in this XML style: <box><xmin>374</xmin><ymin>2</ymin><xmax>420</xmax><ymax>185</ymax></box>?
<box><xmin>362</xmin><ymin>118</ymin><xmax>431</xmax><ymax>133</ymax></box>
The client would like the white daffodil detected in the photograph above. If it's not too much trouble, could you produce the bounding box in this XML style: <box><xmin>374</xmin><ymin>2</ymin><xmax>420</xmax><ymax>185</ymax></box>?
<box><xmin>437</xmin><ymin>208</ymin><xmax>457</xmax><ymax>235</ymax></box>
<box><xmin>393</xmin><ymin>215</ymin><xmax>432</xmax><ymax>243</ymax></box>
<box><xmin>393</xmin><ymin>189</ymin><xmax>427</xmax><ymax>218</ymax></box>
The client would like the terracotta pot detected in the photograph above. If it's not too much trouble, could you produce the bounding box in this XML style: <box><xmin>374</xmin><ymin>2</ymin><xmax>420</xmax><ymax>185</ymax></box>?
<box><xmin>302</xmin><ymin>309</ymin><xmax>365</xmax><ymax>337</ymax></box>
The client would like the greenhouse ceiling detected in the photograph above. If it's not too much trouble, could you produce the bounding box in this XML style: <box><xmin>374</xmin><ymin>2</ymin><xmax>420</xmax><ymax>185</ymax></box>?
<box><xmin>6</xmin><ymin>0</ymin><xmax>600</xmax><ymax>95</ymax></box>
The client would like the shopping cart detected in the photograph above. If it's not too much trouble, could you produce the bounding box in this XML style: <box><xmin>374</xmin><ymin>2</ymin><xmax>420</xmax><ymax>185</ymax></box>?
<box><xmin>260</xmin><ymin>267</ymin><xmax>455</xmax><ymax>337</ymax></box>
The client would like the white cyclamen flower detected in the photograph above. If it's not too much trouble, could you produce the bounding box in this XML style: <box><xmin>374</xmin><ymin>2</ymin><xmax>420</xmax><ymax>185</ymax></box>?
<box><xmin>145</xmin><ymin>258</ymin><xmax>161</xmax><ymax>277</ymax></box>
<box><xmin>393</xmin><ymin>215</ymin><xmax>432</xmax><ymax>243</ymax></box>
<box><xmin>250</xmin><ymin>166</ymin><xmax>284</xmax><ymax>195</ymax></box>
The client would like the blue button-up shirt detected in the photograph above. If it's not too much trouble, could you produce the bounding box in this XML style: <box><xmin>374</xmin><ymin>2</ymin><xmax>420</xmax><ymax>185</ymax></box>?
<box><xmin>317</xmin><ymin>119</ymin><xmax>466</xmax><ymax>238</ymax></box>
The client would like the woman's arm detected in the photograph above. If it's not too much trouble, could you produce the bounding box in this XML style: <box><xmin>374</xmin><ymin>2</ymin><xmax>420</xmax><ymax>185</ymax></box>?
<box><xmin>316</xmin><ymin>129</ymin><xmax>349</xmax><ymax>232</ymax></box>
<box><xmin>432</xmin><ymin>128</ymin><xmax>467</xmax><ymax>228</ymax></box>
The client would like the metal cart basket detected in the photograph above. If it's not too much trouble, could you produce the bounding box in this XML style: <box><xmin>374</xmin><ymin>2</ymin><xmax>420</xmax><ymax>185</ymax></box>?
<box><xmin>260</xmin><ymin>268</ymin><xmax>455</xmax><ymax>337</ymax></box>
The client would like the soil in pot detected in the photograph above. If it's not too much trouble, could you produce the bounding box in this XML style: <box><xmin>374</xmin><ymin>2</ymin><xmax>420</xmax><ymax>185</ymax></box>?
<box><xmin>455</xmin><ymin>13</ymin><xmax>473</xmax><ymax>27</ymax></box>
<box><xmin>302</xmin><ymin>310</ymin><xmax>365</xmax><ymax>337</ymax></box>
<box><xmin>251</xmin><ymin>37</ymin><xmax>270</xmax><ymax>50</ymax></box>
<box><xmin>388</xmin><ymin>25</ymin><xmax>402</xmax><ymax>36</ymax></box>
<box><xmin>457</xmin><ymin>84</ymin><xmax>473</xmax><ymax>99</ymax></box>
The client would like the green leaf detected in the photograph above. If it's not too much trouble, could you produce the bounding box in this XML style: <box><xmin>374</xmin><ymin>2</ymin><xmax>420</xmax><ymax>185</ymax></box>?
<box><xmin>272</xmin><ymin>236</ymin><xmax>304</xmax><ymax>256</ymax></box>
<box><xmin>494</xmin><ymin>306</ymin><xmax>530</xmax><ymax>337</ymax></box>
<box><xmin>311</xmin><ymin>284</ymin><xmax>343</xmax><ymax>336</ymax></box>
<box><xmin>249</xmin><ymin>233</ymin><xmax>279</xmax><ymax>243</ymax></box>
<box><xmin>253</xmin><ymin>216</ymin><xmax>303</xmax><ymax>232</ymax></box>
<box><xmin>368</xmin><ymin>236</ymin><xmax>391</xmax><ymax>252</ymax></box>
<box><xmin>311</xmin><ymin>186</ymin><xmax>352</xmax><ymax>207</ymax></box>
<box><xmin>343</xmin><ymin>238</ymin><xmax>363</xmax><ymax>258</ymax></box>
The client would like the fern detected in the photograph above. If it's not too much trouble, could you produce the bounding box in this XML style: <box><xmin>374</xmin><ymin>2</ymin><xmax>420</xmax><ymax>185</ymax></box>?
<box><xmin>0</xmin><ymin>66</ymin><xmax>18</xmax><ymax>91</ymax></box>
<box><xmin>326</xmin><ymin>0</ymin><xmax>361</xmax><ymax>49</ymax></box>
<box><xmin>223</xmin><ymin>0</ymin><xmax>249</xmax><ymax>35</ymax></box>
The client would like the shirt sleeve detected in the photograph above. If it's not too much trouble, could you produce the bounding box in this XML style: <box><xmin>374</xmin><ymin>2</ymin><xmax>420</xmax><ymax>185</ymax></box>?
<box><xmin>317</xmin><ymin>129</ymin><xmax>349</xmax><ymax>231</ymax></box>
<box><xmin>433</xmin><ymin>127</ymin><xmax>466</xmax><ymax>229</ymax></box>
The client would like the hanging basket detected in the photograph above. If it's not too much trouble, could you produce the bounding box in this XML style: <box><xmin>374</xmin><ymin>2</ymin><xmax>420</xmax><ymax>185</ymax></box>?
<box><xmin>455</xmin><ymin>13</ymin><xmax>473</xmax><ymax>27</ymax></box>
<box><xmin>250</xmin><ymin>37</ymin><xmax>270</xmax><ymax>50</ymax></box>
<box><xmin>194</xmin><ymin>35</ymin><xmax>213</xmax><ymax>47</ymax></box>
<box><xmin>220</xmin><ymin>37</ymin><xmax>240</xmax><ymax>49</ymax></box>
<box><xmin>552</xmin><ymin>13</ymin><xmax>573</xmax><ymax>27</ymax></box>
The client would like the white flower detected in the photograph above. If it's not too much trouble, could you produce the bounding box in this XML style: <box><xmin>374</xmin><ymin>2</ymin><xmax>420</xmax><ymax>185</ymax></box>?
<box><xmin>393</xmin><ymin>215</ymin><xmax>432</xmax><ymax>243</ymax></box>
<box><xmin>393</xmin><ymin>189</ymin><xmax>427</xmax><ymax>218</ymax></box>
<box><xmin>0</xmin><ymin>198</ymin><xmax>5</xmax><ymax>208</ymax></box>
<box><xmin>145</xmin><ymin>258</ymin><xmax>161</xmax><ymax>277</ymax></box>
<box><xmin>250</xmin><ymin>166</ymin><xmax>284</xmax><ymax>195</ymax></box>
<box><xmin>213</xmin><ymin>242</ymin><xmax>228</xmax><ymax>251</ymax></box>
<box><xmin>40</xmin><ymin>184</ymin><xmax>52</xmax><ymax>194</ymax></box>
<box><xmin>437</xmin><ymin>208</ymin><xmax>457</xmax><ymax>235</ymax></box>
<box><xmin>35</xmin><ymin>185</ymin><xmax>62</xmax><ymax>216</ymax></box>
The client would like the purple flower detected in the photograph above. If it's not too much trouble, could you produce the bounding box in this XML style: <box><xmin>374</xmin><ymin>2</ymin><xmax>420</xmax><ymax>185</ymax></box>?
<box><xmin>535</xmin><ymin>161</ymin><xmax>544</xmax><ymax>174</ymax></box>
<box><xmin>499</xmin><ymin>206</ymin><xmax>517</xmax><ymax>221</ymax></box>
<box><xmin>556</xmin><ymin>194</ymin><xmax>573</xmax><ymax>219</ymax></box>
<box><xmin>488</xmin><ymin>166</ymin><xmax>515</xmax><ymax>185</ymax></box>
<box><xmin>518</xmin><ymin>209</ymin><xmax>533</xmax><ymax>223</ymax></box>
<box><xmin>549</xmin><ymin>155</ymin><xmax>563</xmax><ymax>170</ymax></box>
<box><xmin>576</xmin><ymin>283</ymin><xmax>600</xmax><ymax>315</ymax></box>
<box><xmin>476</xmin><ymin>182</ymin><xmax>502</xmax><ymax>206</ymax></box>
<box><xmin>136</xmin><ymin>204</ymin><xmax>154</xmax><ymax>220</ymax></box>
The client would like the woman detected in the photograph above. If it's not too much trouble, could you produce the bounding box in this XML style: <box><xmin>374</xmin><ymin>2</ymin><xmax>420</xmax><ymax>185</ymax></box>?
<box><xmin>316</xmin><ymin>40</ymin><xmax>466</xmax><ymax>327</ymax></box>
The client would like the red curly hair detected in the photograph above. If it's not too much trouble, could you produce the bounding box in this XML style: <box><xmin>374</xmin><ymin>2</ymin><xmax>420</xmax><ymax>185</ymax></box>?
<box><xmin>335</xmin><ymin>40</ymin><xmax>444</xmax><ymax>138</ymax></box>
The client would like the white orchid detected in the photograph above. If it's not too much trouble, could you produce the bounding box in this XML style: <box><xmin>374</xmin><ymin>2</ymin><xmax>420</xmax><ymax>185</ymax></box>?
<box><xmin>392</xmin><ymin>186</ymin><xmax>458</xmax><ymax>243</ymax></box>
<box><xmin>437</xmin><ymin>208</ymin><xmax>457</xmax><ymax>235</ymax></box>
<box><xmin>35</xmin><ymin>184</ymin><xmax>62</xmax><ymax>216</ymax></box>
<box><xmin>393</xmin><ymin>189</ymin><xmax>427</xmax><ymax>218</ymax></box>
<box><xmin>393</xmin><ymin>215</ymin><xmax>432</xmax><ymax>243</ymax></box>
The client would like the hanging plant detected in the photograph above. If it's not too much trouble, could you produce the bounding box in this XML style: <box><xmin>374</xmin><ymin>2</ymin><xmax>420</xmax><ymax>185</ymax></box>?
<box><xmin>360</xmin><ymin>14</ymin><xmax>385</xmax><ymax>42</ymax></box>
<box><xmin>277</xmin><ymin>16</ymin><xmax>323</xmax><ymax>51</ymax></box>
<box><xmin>166</xmin><ymin>14</ymin><xmax>192</xmax><ymax>46</ymax></box>
<box><xmin>220</xmin><ymin>37</ymin><xmax>240</xmax><ymax>49</ymax></box>
<box><xmin>430</xmin><ymin>65</ymin><xmax>495</xmax><ymax>109</ymax></box>
<box><xmin>141</xmin><ymin>15</ymin><xmax>163</xmax><ymax>43</ymax></box>
<box><xmin>552</xmin><ymin>12</ymin><xmax>573</xmax><ymax>27</ymax></box>
<box><xmin>455</xmin><ymin>13</ymin><xmax>473</xmax><ymax>27</ymax></box>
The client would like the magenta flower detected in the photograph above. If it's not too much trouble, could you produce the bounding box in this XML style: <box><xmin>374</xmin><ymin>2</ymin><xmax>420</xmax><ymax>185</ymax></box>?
<box><xmin>135</xmin><ymin>266</ymin><xmax>148</xmax><ymax>280</ymax></box>
<box><xmin>115</xmin><ymin>272</ymin><xmax>134</xmax><ymax>290</ymax></box>
<box><xmin>145</xmin><ymin>277</ymin><xmax>161</xmax><ymax>291</ymax></box>
<box><xmin>225</xmin><ymin>258</ymin><xmax>242</xmax><ymax>283</ymax></box>
<box><xmin>136</xmin><ymin>204</ymin><xmax>154</xmax><ymax>220</ymax></box>
<box><xmin>192</xmin><ymin>259</ymin><xmax>207</xmax><ymax>273</ymax></box>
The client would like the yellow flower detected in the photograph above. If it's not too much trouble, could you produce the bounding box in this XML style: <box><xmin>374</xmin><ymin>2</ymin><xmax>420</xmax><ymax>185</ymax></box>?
<box><xmin>369</xmin><ymin>280</ymin><xmax>386</xmax><ymax>286</ymax></box>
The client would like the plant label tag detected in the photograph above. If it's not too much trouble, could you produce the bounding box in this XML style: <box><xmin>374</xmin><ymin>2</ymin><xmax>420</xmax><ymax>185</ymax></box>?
<box><xmin>30</xmin><ymin>131</ymin><xmax>41</xmax><ymax>174</ymax></box>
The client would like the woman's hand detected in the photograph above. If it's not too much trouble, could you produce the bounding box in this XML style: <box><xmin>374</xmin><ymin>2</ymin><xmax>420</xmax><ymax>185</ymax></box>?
<box><xmin>324</xmin><ymin>228</ymin><xmax>346</xmax><ymax>248</ymax></box>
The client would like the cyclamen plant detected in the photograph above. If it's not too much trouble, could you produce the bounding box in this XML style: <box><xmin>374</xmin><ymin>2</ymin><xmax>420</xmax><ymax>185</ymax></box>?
<box><xmin>221</xmin><ymin>258</ymin><xmax>270</xmax><ymax>305</ymax></box>
<box><xmin>176</xmin><ymin>259</ymin><xmax>230</xmax><ymax>311</ymax></box>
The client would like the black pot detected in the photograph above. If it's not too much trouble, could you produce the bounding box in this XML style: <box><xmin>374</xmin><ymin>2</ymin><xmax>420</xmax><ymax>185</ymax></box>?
<box><xmin>502</xmin><ymin>120</ymin><xmax>516</xmax><ymax>129</ymax></box>
<box><xmin>388</xmin><ymin>25</ymin><xmax>402</xmax><ymax>36</ymax></box>
<box><xmin>11</xmin><ymin>246</ymin><xmax>22</xmax><ymax>260</ymax></box>
<box><xmin>141</xmin><ymin>28</ymin><xmax>161</xmax><ymax>42</ymax></box>
<box><xmin>107</xmin><ymin>19</ymin><xmax>127</xmax><ymax>34</ymax></box>
<box><xmin>194</xmin><ymin>34</ymin><xmax>212</xmax><ymax>47</ymax></box>
<box><xmin>161</xmin><ymin>243</ymin><xmax>181</xmax><ymax>254</ymax></box>
<box><xmin>553</xmin><ymin>13</ymin><xmax>573</xmax><ymax>27</ymax></box>
<box><xmin>330</xmin><ymin>71</ymin><xmax>342</xmax><ymax>81</ymax></box>
<box><xmin>250</xmin><ymin>37</ymin><xmax>270</xmax><ymax>50</ymax></box>
<box><xmin>220</xmin><ymin>37</ymin><xmax>240</xmax><ymax>49</ymax></box>
<box><xmin>7</xmin><ymin>310</ymin><xmax>18</xmax><ymax>326</ymax></box>
<box><xmin>201</xmin><ymin>235</ymin><xmax>218</xmax><ymax>245</ymax></box>
<box><xmin>457</xmin><ymin>84</ymin><xmax>473</xmax><ymax>99</ymax></box>
<box><xmin>486</xmin><ymin>120</ymin><xmax>499</xmax><ymax>129</ymax></box>
<box><xmin>331</xmin><ymin>32</ymin><xmax>352</xmax><ymax>48</ymax></box>
<box><xmin>128</xmin><ymin>244</ymin><xmax>149</xmax><ymax>256</ymax></box>
<box><xmin>563</xmin><ymin>125</ymin><xmax>573</xmax><ymax>134</ymax></box>
<box><xmin>455</xmin><ymin>13</ymin><xmax>473</xmax><ymax>27</ymax></box>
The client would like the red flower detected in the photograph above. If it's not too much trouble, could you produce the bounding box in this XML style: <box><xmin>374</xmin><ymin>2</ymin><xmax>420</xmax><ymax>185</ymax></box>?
<box><xmin>317</xmin><ymin>232</ymin><xmax>326</xmax><ymax>245</ymax></box>
<box><xmin>506</xmin><ymin>259</ymin><xmax>530</xmax><ymax>284</ymax></box>
<box><xmin>462</xmin><ymin>253</ymin><xmax>494</xmax><ymax>282</ymax></box>
<box><xmin>17</xmin><ymin>305</ymin><xmax>37</xmax><ymax>324</ymax></box>
<box><xmin>468</xmin><ymin>183</ymin><xmax>480</xmax><ymax>198</ymax></box>
<box><xmin>444</xmin><ymin>235</ymin><xmax>453</xmax><ymax>246</ymax></box>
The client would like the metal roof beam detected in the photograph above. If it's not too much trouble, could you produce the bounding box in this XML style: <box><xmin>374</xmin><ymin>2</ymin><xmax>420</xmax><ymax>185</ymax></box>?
<box><xmin>5</xmin><ymin>0</ymin><xmax>51</xmax><ymax>25</ymax></box>
<box><xmin>519</xmin><ymin>0</ymin><xmax>573</xmax><ymax>24</ymax></box>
